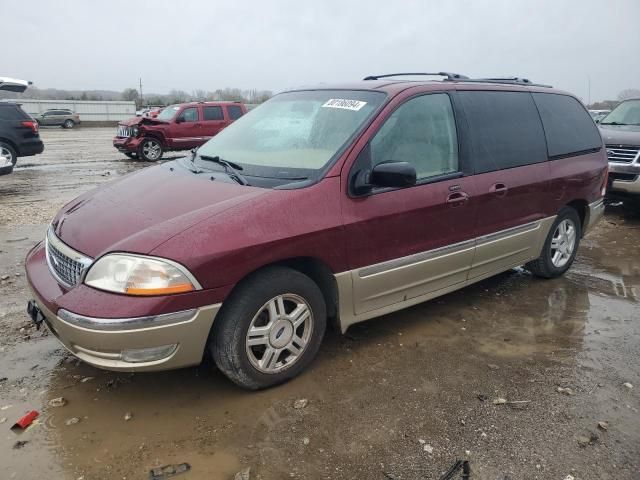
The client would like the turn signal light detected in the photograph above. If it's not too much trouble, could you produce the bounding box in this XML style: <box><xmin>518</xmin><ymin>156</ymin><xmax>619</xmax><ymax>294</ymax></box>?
<box><xmin>21</xmin><ymin>120</ymin><xmax>39</xmax><ymax>133</ymax></box>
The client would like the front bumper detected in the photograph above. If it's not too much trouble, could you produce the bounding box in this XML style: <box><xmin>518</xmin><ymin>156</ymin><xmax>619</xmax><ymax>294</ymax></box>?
<box><xmin>113</xmin><ymin>136</ymin><xmax>142</xmax><ymax>153</ymax></box>
<box><xmin>608</xmin><ymin>161</ymin><xmax>640</xmax><ymax>195</ymax></box>
<box><xmin>26</xmin><ymin>241</ymin><xmax>223</xmax><ymax>372</ymax></box>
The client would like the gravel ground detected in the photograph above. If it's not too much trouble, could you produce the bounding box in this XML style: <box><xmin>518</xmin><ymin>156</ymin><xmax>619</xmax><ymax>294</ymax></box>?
<box><xmin>0</xmin><ymin>128</ymin><xmax>638</xmax><ymax>479</ymax></box>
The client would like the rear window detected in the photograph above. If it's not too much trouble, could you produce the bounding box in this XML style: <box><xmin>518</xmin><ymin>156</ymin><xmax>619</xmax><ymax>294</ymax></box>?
<box><xmin>0</xmin><ymin>105</ymin><xmax>28</xmax><ymax>120</ymax></box>
<box><xmin>533</xmin><ymin>93</ymin><xmax>602</xmax><ymax>158</ymax></box>
<box><xmin>458</xmin><ymin>91</ymin><xmax>547</xmax><ymax>173</ymax></box>
<box><xmin>227</xmin><ymin>105</ymin><xmax>244</xmax><ymax>120</ymax></box>
<box><xmin>203</xmin><ymin>106</ymin><xmax>224</xmax><ymax>121</ymax></box>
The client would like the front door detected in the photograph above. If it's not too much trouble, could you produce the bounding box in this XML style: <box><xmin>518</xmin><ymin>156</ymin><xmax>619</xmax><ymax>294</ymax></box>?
<box><xmin>456</xmin><ymin>90</ymin><xmax>551</xmax><ymax>280</ymax></box>
<box><xmin>341</xmin><ymin>92</ymin><xmax>478</xmax><ymax>315</ymax></box>
<box><xmin>170</xmin><ymin>106</ymin><xmax>201</xmax><ymax>149</ymax></box>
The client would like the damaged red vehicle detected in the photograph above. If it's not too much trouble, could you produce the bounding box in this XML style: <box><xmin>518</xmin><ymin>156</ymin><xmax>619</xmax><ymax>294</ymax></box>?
<box><xmin>113</xmin><ymin>101</ymin><xmax>247</xmax><ymax>161</ymax></box>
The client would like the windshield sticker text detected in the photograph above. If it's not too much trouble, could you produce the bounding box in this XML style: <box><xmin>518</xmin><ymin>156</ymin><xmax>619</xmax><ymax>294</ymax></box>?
<box><xmin>322</xmin><ymin>99</ymin><xmax>367</xmax><ymax>111</ymax></box>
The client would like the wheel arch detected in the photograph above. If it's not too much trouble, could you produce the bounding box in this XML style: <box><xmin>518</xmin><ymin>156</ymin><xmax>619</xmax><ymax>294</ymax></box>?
<box><xmin>224</xmin><ymin>256</ymin><xmax>340</xmax><ymax>329</ymax></box>
<box><xmin>565</xmin><ymin>199</ymin><xmax>588</xmax><ymax>236</ymax></box>
<box><xmin>0</xmin><ymin>137</ymin><xmax>19</xmax><ymax>156</ymax></box>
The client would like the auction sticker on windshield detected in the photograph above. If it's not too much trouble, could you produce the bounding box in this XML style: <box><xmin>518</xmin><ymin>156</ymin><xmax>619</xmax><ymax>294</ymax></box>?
<box><xmin>322</xmin><ymin>99</ymin><xmax>367</xmax><ymax>111</ymax></box>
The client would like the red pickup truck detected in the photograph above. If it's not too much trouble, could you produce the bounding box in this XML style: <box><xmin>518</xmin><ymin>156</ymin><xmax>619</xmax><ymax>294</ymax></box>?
<box><xmin>113</xmin><ymin>101</ymin><xmax>247</xmax><ymax>161</ymax></box>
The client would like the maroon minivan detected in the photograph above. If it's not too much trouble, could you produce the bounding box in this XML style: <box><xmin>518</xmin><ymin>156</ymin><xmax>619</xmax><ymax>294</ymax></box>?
<box><xmin>27</xmin><ymin>74</ymin><xmax>607</xmax><ymax>389</ymax></box>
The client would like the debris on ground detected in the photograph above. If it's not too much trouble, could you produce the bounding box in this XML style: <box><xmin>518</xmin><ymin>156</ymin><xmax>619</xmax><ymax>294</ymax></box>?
<box><xmin>564</xmin><ymin>475</ymin><xmax>575</xmax><ymax>480</ymax></box>
<box><xmin>148</xmin><ymin>462</ymin><xmax>191</xmax><ymax>480</ymax></box>
<box><xmin>233</xmin><ymin>467</ymin><xmax>251</xmax><ymax>480</ymax></box>
<box><xmin>493</xmin><ymin>398</ymin><xmax>507</xmax><ymax>405</ymax></box>
<box><xmin>423</xmin><ymin>444</ymin><xmax>434</xmax><ymax>454</ymax></box>
<box><xmin>557</xmin><ymin>387</ymin><xmax>575</xmax><ymax>396</ymax></box>
<box><xmin>65</xmin><ymin>417</ymin><xmax>80</xmax><ymax>426</ymax></box>
<box><xmin>487</xmin><ymin>364</ymin><xmax>500</xmax><ymax>370</ymax></box>
<box><xmin>48</xmin><ymin>397</ymin><xmax>67</xmax><ymax>407</ymax></box>
<box><xmin>623</xmin><ymin>382</ymin><xmax>633</xmax><ymax>389</ymax></box>
<box><xmin>439</xmin><ymin>459</ymin><xmax>470</xmax><ymax>480</ymax></box>
<box><xmin>13</xmin><ymin>440</ymin><xmax>29</xmax><ymax>449</ymax></box>
<box><xmin>124</xmin><ymin>412</ymin><xmax>133</xmax><ymax>421</ymax></box>
<box><xmin>293</xmin><ymin>398</ymin><xmax>308</xmax><ymax>409</ymax></box>
<box><xmin>11</xmin><ymin>410</ymin><xmax>39</xmax><ymax>430</ymax></box>
<box><xmin>1</xmin><ymin>404</ymin><xmax>13</xmax><ymax>410</ymax></box>
<box><xmin>577</xmin><ymin>432</ymin><xmax>598</xmax><ymax>448</ymax></box>
<box><xmin>597</xmin><ymin>421</ymin><xmax>609</xmax><ymax>431</ymax></box>
<box><xmin>477</xmin><ymin>394</ymin><xmax>489</xmax><ymax>402</ymax></box>
<box><xmin>0</xmin><ymin>417</ymin><xmax>6</xmax><ymax>423</ymax></box>
<box><xmin>0</xmin><ymin>275</ymin><xmax>9</xmax><ymax>281</ymax></box>
<box><xmin>302</xmin><ymin>437</ymin><xmax>310</xmax><ymax>445</ymax></box>
<box><xmin>80</xmin><ymin>377</ymin><xmax>94</xmax><ymax>383</ymax></box>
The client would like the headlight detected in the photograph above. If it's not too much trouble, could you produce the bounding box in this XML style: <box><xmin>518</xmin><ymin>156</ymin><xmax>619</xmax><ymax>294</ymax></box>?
<box><xmin>132</xmin><ymin>126</ymin><xmax>139</xmax><ymax>137</ymax></box>
<box><xmin>84</xmin><ymin>254</ymin><xmax>200</xmax><ymax>296</ymax></box>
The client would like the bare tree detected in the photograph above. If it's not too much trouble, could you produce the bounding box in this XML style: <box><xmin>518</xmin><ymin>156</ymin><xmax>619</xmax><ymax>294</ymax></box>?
<box><xmin>617</xmin><ymin>89</ymin><xmax>640</xmax><ymax>101</ymax></box>
<box><xmin>121</xmin><ymin>88</ymin><xmax>139</xmax><ymax>102</ymax></box>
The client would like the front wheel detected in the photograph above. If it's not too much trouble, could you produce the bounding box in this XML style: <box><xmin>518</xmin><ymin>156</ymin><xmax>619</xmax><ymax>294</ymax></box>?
<box><xmin>63</xmin><ymin>119</ymin><xmax>75</xmax><ymax>129</ymax></box>
<box><xmin>137</xmin><ymin>137</ymin><xmax>163</xmax><ymax>161</ymax></box>
<box><xmin>211</xmin><ymin>266</ymin><xmax>327</xmax><ymax>390</ymax></box>
<box><xmin>525</xmin><ymin>207</ymin><xmax>582</xmax><ymax>279</ymax></box>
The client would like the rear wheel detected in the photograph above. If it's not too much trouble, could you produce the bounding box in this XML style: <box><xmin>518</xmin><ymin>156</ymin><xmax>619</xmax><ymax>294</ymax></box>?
<box><xmin>63</xmin><ymin>119</ymin><xmax>75</xmax><ymax>129</ymax></box>
<box><xmin>138</xmin><ymin>137</ymin><xmax>163</xmax><ymax>161</ymax></box>
<box><xmin>0</xmin><ymin>142</ymin><xmax>17</xmax><ymax>175</ymax></box>
<box><xmin>211</xmin><ymin>266</ymin><xmax>327</xmax><ymax>390</ymax></box>
<box><xmin>526</xmin><ymin>207</ymin><xmax>581</xmax><ymax>278</ymax></box>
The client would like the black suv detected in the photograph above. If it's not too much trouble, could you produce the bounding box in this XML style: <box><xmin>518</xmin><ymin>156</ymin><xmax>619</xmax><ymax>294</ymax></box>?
<box><xmin>0</xmin><ymin>103</ymin><xmax>44</xmax><ymax>175</ymax></box>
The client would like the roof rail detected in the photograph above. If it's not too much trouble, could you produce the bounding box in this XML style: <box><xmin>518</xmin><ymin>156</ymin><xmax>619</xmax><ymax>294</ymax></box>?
<box><xmin>363</xmin><ymin>72</ymin><xmax>469</xmax><ymax>81</ymax></box>
<box><xmin>466</xmin><ymin>77</ymin><xmax>553</xmax><ymax>88</ymax></box>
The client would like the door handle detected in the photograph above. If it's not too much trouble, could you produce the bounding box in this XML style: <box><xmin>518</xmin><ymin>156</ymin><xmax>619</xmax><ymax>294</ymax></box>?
<box><xmin>446</xmin><ymin>191</ymin><xmax>469</xmax><ymax>207</ymax></box>
<box><xmin>490</xmin><ymin>183</ymin><xmax>508</xmax><ymax>197</ymax></box>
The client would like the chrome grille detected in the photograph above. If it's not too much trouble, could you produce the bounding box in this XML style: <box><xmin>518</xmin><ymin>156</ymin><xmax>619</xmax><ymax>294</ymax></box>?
<box><xmin>45</xmin><ymin>229</ymin><xmax>93</xmax><ymax>288</ymax></box>
<box><xmin>606</xmin><ymin>145</ymin><xmax>640</xmax><ymax>163</ymax></box>
<box><xmin>116</xmin><ymin>125</ymin><xmax>132</xmax><ymax>137</ymax></box>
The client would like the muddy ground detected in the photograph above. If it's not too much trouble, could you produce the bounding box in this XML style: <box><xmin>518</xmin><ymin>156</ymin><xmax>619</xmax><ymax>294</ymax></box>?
<box><xmin>0</xmin><ymin>127</ymin><xmax>638</xmax><ymax>480</ymax></box>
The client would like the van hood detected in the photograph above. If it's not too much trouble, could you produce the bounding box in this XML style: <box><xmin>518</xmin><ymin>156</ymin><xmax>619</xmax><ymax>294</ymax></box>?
<box><xmin>51</xmin><ymin>161</ymin><xmax>268</xmax><ymax>258</ymax></box>
<box><xmin>599</xmin><ymin>124</ymin><xmax>640</xmax><ymax>145</ymax></box>
<box><xmin>119</xmin><ymin>116</ymin><xmax>168</xmax><ymax>127</ymax></box>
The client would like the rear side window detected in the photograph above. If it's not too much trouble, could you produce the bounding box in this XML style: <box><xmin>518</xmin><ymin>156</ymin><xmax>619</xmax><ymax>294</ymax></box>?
<box><xmin>203</xmin><ymin>106</ymin><xmax>224</xmax><ymax>121</ymax></box>
<box><xmin>533</xmin><ymin>93</ymin><xmax>602</xmax><ymax>158</ymax></box>
<box><xmin>0</xmin><ymin>106</ymin><xmax>27</xmax><ymax>120</ymax></box>
<box><xmin>458</xmin><ymin>91</ymin><xmax>547</xmax><ymax>173</ymax></box>
<box><xmin>227</xmin><ymin>105</ymin><xmax>244</xmax><ymax>120</ymax></box>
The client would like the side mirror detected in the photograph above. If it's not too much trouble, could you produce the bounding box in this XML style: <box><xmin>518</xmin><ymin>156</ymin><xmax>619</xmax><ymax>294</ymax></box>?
<box><xmin>352</xmin><ymin>161</ymin><xmax>417</xmax><ymax>194</ymax></box>
<box><xmin>595</xmin><ymin>118</ymin><xmax>601</xmax><ymax>124</ymax></box>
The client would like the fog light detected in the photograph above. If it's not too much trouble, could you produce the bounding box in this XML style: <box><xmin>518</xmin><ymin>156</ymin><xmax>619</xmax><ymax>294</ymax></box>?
<box><xmin>121</xmin><ymin>344</ymin><xmax>177</xmax><ymax>363</ymax></box>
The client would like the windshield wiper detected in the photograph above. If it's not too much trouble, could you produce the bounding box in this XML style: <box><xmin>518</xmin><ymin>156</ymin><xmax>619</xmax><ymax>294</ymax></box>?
<box><xmin>198</xmin><ymin>154</ymin><xmax>250</xmax><ymax>186</ymax></box>
<box><xmin>600</xmin><ymin>121</ymin><xmax>627</xmax><ymax>125</ymax></box>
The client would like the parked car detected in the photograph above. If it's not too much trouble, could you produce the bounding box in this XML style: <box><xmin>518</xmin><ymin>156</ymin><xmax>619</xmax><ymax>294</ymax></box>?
<box><xmin>34</xmin><ymin>109</ymin><xmax>81</xmax><ymax>128</ymax></box>
<box><xmin>115</xmin><ymin>102</ymin><xmax>246</xmax><ymax>161</ymax></box>
<box><xmin>599</xmin><ymin>98</ymin><xmax>640</xmax><ymax>207</ymax></box>
<box><xmin>27</xmin><ymin>74</ymin><xmax>606</xmax><ymax>389</ymax></box>
<box><xmin>0</xmin><ymin>77</ymin><xmax>44</xmax><ymax>175</ymax></box>
<box><xmin>589</xmin><ymin>109</ymin><xmax>610</xmax><ymax>122</ymax></box>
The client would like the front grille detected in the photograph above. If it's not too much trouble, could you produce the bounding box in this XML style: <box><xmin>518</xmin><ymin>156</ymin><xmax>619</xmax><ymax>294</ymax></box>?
<box><xmin>45</xmin><ymin>230</ymin><xmax>92</xmax><ymax>288</ymax></box>
<box><xmin>606</xmin><ymin>145</ymin><xmax>640</xmax><ymax>163</ymax></box>
<box><xmin>609</xmin><ymin>172</ymin><xmax>638</xmax><ymax>182</ymax></box>
<box><xmin>116</xmin><ymin>125</ymin><xmax>132</xmax><ymax>137</ymax></box>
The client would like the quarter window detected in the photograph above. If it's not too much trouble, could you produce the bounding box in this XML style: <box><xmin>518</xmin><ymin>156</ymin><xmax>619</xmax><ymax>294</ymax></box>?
<box><xmin>458</xmin><ymin>91</ymin><xmax>547</xmax><ymax>173</ymax></box>
<box><xmin>533</xmin><ymin>93</ymin><xmax>603</xmax><ymax>158</ymax></box>
<box><xmin>370</xmin><ymin>93</ymin><xmax>459</xmax><ymax>180</ymax></box>
<box><xmin>203</xmin><ymin>106</ymin><xmax>224</xmax><ymax>121</ymax></box>
<box><xmin>227</xmin><ymin>105</ymin><xmax>244</xmax><ymax>120</ymax></box>
<box><xmin>178</xmin><ymin>107</ymin><xmax>198</xmax><ymax>122</ymax></box>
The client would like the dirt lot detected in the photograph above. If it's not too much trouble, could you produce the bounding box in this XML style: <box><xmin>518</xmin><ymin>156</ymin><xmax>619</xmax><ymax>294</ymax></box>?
<box><xmin>0</xmin><ymin>127</ymin><xmax>638</xmax><ymax>480</ymax></box>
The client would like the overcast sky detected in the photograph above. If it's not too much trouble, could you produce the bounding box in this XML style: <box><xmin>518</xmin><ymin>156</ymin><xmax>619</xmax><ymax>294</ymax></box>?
<box><xmin>4</xmin><ymin>0</ymin><xmax>639</xmax><ymax>102</ymax></box>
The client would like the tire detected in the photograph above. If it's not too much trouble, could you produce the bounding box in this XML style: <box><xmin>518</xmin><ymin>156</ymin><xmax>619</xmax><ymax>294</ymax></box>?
<box><xmin>63</xmin><ymin>119</ymin><xmax>75</xmax><ymax>129</ymax></box>
<box><xmin>124</xmin><ymin>152</ymin><xmax>138</xmax><ymax>159</ymax></box>
<box><xmin>0</xmin><ymin>141</ymin><xmax>17</xmax><ymax>176</ymax></box>
<box><xmin>525</xmin><ymin>207</ymin><xmax>582</xmax><ymax>279</ymax></box>
<box><xmin>137</xmin><ymin>137</ymin><xmax>163</xmax><ymax>161</ymax></box>
<box><xmin>211</xmin><ymin>266</ymin><xmax>327</xmax><ymax>390</ymax></box>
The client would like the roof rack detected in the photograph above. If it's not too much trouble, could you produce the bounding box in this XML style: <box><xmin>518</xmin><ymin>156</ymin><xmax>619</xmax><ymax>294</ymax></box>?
<box><xmin>363</xmin><ymin>72</ymin><xmax>469</xmax><ymax>81</ymax></box>
<box><xmin>362</xmin><ymin>73</ymin><xmax>552</xmax><ymax>88</ymax></box>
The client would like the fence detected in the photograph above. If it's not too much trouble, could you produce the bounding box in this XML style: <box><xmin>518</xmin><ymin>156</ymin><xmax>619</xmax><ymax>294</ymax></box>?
<box><xmin>1</xmin><ymin>99</ymin><xmax>136</xmax><ymax>122</ymax></box>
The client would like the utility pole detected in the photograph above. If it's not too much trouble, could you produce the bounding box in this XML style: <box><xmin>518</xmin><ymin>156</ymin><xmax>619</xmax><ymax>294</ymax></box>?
<box><xmin>139</xmin><ymin>77</ymin><xmax>143</xmax><ymax>106</ymax></box>
<box><xmin>587</xmin><ymin>76</ymin><xmax>591</xmax><ymax>107</ymax></box>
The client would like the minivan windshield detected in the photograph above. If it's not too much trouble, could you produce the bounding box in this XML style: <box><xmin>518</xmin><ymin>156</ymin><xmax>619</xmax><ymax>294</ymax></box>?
<box><xmin>600</xmin><ymin>99</ymin><xmax>640</xmax><ymax>125</ymax></box>
<box><xmin>156</xmin><ymin>105</ymin><xmax>180</xmax><ymax>121</ymax></box>
<box><xmin>196</xmin><ymin>90</ymin><xmax>386</xmax><ymax>184</ymax></box>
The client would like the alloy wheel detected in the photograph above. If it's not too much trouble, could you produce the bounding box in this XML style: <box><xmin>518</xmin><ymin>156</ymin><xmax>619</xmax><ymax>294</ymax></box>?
<box><xmin>0</xmin><ymin>146</ymin><xmax>13</xmax><ymax>168</ymax></box>
<box><xmin>550</xmin><ymin>219</ymin><xmax>576</xmax><ymax>268</ymax></box>
<box><xmin>142</xmin><ymin>140</ymin><xmax>161</xmax><ymax>160</ymax></box>
<box><xmin>245</xmin><ymin>293</ymin><xmax>314</xmax><ymax>374</ymax></box>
